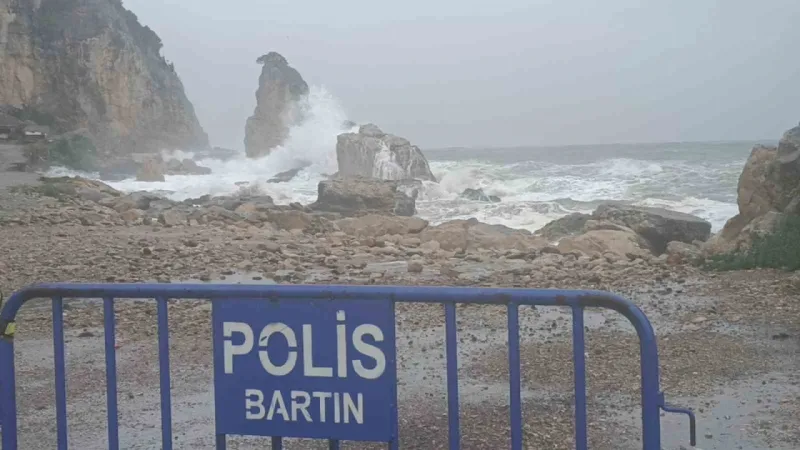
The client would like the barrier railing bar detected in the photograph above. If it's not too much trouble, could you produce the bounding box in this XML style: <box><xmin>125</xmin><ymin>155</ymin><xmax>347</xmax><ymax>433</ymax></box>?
<box><xmin>0</xmin><ymin>285</ymin><xmax>681</xmax><ymax>450</ymax></box>
<box><xmin>507</xmin><ymin>303</ymin><xmax>522</xmax><ymax>450</ymax></box>
<box><xmin>0</xmin><ymin>326</ymin><xmax>18</xmax><ymax>449</ymax></box>
<box><xmin>103</xmin><ymin>297</ymin><xmax>120</xmax><ymax>450</ymax></box>
<box><xmin>572</xmin><ymin>306</ymin><xmax>588</xmax><ymax>450</ymax></box>
<box><xmin>215</xmin><ymin>433</ymin><xmax>227</xmax><ymax>449</ymax></box>
<box><xmin>52</xmin><ymin>296</ymin><xmax>69</xmax><ymax>450</ymax></box>
<box><xmin>444</xmin><ymin>302</ymin><xmax>460</xmax><ymax>450</ymax></box>
<box><xmin>157</xmin><ymin>297</ymin><xmax>173</xmax><ymax>450</ymax></box>
<box><xmin>272</xmin><ymin>436</ymin><xmax>283</xmax><ymax>449</ymax></box>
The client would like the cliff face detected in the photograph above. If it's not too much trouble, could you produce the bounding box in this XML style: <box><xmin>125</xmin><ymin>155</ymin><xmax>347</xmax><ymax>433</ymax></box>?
<box><xmin>0</xmin><ymin>0</ymin><xmax>208</xmax><ymax>156</ymax></box>
<box><xmin>704</xmin><ymin>122</ymin><xmax>800</xmax><ymax>254</ymax></box>
<box><xmin>244</xmin><ymin>52</ymin><xmax>309</xmax><ymax>158</ymax></box>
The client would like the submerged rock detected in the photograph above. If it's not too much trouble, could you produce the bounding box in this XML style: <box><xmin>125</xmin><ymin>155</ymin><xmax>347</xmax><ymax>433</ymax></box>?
<box><xmin>267</xmin><ymin>164</ymin><xmax>309</xmax><ymax>183</ymax></box>
<box><xmin>460</xmin><ymin>188</ymin><xmax>500</xmax><ymax>202</ymax></box>
<box><xmin>165</xmin><ymin>158</ymin><xmax>212</xmax><ymax>175</ymax></box>
<box><xmin>244</xmin><ymin>52</ymin><xmax>309</xmax><ymax>158</ymax></box>
<box><xmin>336</xmin><ymin>124</ymin><xmax>437</xmax><ymax>182</ymax></box>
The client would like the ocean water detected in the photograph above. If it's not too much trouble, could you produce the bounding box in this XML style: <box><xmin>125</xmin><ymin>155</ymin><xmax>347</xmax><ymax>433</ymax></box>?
<box><xmin>48</xmin><ymin>86</ymin><xmax>767</xmax><ymax>233</ymax></box>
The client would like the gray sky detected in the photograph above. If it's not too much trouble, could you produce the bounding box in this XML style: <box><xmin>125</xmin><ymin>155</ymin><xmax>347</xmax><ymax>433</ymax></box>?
<box><xmin>126</xmin><ymin>0</ymin><xmax>800</xmax><ymax>150</ymax></box>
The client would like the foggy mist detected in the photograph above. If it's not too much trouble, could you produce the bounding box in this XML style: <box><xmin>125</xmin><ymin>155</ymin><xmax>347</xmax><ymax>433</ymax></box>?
<box><xmin>125</xmin><ymin>0</ymin><xmax>800</xmax><ymax>150</ymax></box>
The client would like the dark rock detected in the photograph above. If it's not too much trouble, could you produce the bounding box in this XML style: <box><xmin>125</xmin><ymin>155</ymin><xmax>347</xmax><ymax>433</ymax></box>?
<box><xmin>165</xmin><ymin>158</ymin><xmax>212</xmax><ymax>175</ymax></box>
<box><xmin>311</xmin><ymin>176</ymin><xmax>417</xmax><ymax>217</ymax></box>
<box><xmin>268</xmin><ymin>165</ymin><xmax>308</xmax><ymax>183</ymax></box>
<box><xmin>593</xmin><ymin>204</ymin><xmax>711</xmax><ymax>254</ymax></box>
<box><xmin>460</xmin><ymin>188</ymin><xmax>501</xmax><ymax>202</ymax></box>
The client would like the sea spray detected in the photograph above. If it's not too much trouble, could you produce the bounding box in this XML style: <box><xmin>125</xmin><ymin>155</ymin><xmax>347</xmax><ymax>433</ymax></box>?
<box><xmin>44</xmin><ymin>87</ymin><xmax>752</xmax><ymax>233</ymax></box>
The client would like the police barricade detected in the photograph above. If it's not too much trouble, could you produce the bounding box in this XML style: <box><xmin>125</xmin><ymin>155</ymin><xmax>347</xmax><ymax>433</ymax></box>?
<box><xmin>0</xmin><ymin>283</ymin><xmax>696</xmax><ymax>449</ymax></box>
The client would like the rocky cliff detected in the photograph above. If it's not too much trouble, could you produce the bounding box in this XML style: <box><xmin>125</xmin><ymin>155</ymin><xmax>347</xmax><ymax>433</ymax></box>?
<box><xmin>336</xmin><ymin>124</ymin><xmax>437</xmax><ymax>182</ymax></box>
<box><xmin>244</xmin><ymin>52</ymin><xmax>309</xmax><ymax>158</ymax></box>
<box><xmin>705</xmin><ymin>122</ymin><xmax>800</xmax><ymax>254</ymax></box>
<box><xmin>0</xmin><ymin>0</ymin><xmax>208</xmax><ymax>157</ymax></box>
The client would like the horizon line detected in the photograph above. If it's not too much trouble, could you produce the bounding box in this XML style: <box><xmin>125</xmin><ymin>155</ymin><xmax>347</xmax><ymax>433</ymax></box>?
<box><xmin>426</xmin><ymin>138</ymin><xmax>776</xmax><ymax>152</ymax></box>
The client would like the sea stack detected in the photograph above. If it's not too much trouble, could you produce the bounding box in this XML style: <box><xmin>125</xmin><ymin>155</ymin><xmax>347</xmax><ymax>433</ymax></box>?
<box><xmin>244</xmin><ymin>52</ymin><xmax>309</xmax><ymax>158</ymax></box>
<box><xmin>336</xmin><ymin>124</ymin><xmax>437</xmax><ymax>182</ymax></box>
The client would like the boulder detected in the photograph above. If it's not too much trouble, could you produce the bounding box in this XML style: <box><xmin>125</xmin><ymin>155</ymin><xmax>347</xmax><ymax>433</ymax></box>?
<box><xmin>311</xmin><ymin>177</ymin><xmax>417</xmax><ymax>217</ymax></box>
<box><xmin>665</xmin><ymin>241</ymin><xmax>702</xmax><ymax>265</ymax></box>
<box><xmin>268</xmin><ymin>210</ymin><xmax>313</xmax><ymax>231</ymax></box>
<box><xmin>336</xmin><ymin>124</ymin><xmax>437</xmax><ymax>182</ymax></box>
<box><xmin>592</xmin><ymin>204</ymin><xmax>711</xmax><ymax>254</ymax></box>
<box><xmin>165</xmin><ymin>158</ymin><xmax>212</xmax><ymax>175</ymax></box>
<box><xmin>101</xmin><ymin>192</ymin><xmax>160</xmax><ymax>213</ymax></box>
<box><xmin>460</xmin><ymin>188</ymin><xmax>500</xmax><ymax>202</ymax></box>
<box><xmin>335</xmin><ymin>215</ymin><xmax>428</xmax><ymax>238</ymax></box>
<box><xmin>420</xmin><ymin>218</ymin><xmax>544</xmax><ymax>251</ymax></box>
<box><xmin>536</xmin><ymin>213</ymin><xmax>592</xmax><ymax>241</ymax></box>
<box><xmin>557</xmin><ymin>229</ymin><xmax>651</xmax><ymax>260</ymax></box>
<box><xmin>244</xmin><ymin>52</ymin><xmax>309</xmax><ymax>158</ymax></box>
<box><xmin>158</xmin><ymin>210</ymin><xmax>186</xmax><ymax>227</ymax></box>
<box><xmin>136</xmin><ymin>156</ymin><xmax>165</xmax><ymax>182</ymax></box>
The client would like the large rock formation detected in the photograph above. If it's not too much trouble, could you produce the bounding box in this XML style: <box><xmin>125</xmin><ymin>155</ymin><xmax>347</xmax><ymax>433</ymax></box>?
<box><xmin>0</xmin><ymin>0</ymin><xmax>208</xmax><ymax>157</ymax></box>
<box><xmin>336</xmin><ymin>124</ymin><xmax>437</xmax><ymax>181</ymax></box>
<box><xmin>537</xmin><ymin>204</ymin><xmax>711</xmax><ymax>255</ymax></box>
<box><xmin>310</xmin><ymin>176</ymin><xmax>418</xmax><ymax>217</ymax></box>
<box><xmin>705</xmin><ymin>123</ymin><xmax>800</xmax><ymax>254</ymax></box>
<box><xmin>244</xmin><ymin>52</ymin><xmax>309</xmax><ymax>158</ymax></box>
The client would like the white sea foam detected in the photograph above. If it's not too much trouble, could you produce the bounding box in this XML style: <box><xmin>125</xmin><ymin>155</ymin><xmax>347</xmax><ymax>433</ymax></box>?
<box><xmin>46</xmin><ymin>86</ymin><xmax>745</xmax><ymax>233</ymax></box>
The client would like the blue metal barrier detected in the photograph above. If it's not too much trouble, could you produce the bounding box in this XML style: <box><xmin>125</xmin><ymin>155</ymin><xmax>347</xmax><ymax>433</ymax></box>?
<box><xmin>0</xmin><ymin>283</ymin><xmax>696</xmax><ymax>449</ymax></box>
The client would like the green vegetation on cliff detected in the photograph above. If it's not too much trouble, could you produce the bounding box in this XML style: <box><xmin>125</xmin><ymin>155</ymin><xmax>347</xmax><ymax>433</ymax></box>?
<box><xmin>705</xmin><ymin>215</ymin><xmax>800</xmax><ymax>271</ymax></box>
<box><xmin>25</xmin><ymin>134</ymin><xmax>98</xmax><ymax>172</ymax></box>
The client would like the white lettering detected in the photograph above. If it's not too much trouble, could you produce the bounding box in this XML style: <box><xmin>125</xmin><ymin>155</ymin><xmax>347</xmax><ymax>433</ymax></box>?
<box><xmin>312</xmin><ymin>391</ymin><xmax>332</xmax><ymax>423</ymax></box>
<box><xmin>343</xmin><ymin>393</ymin><xmax>364</xmax><ymax>424</ymax></box>
<box><xmin>290</xmin><ymin>390</ymin><xmax>313</xmax><ymax>422</ymax></box>
<box><xmin>352</xmin><ymin>324</ymin><xmax>386</xmax><ymax>379</ymax></box>
<box><xmin>223</xmin><ymin>322</ymin><xmax>253</xmax><ymax>374</ymax></box>
<box><xmin>258</xmin><ymin>323</ymin><xmax>297</xmax><ymax>376</ymax></box>
<box><xmin>334</xmin><ymin>392</ymin><xmax>341</xmax><ymax>423</ymax></box>
<box><xmin>302</xmin><ymin>325</ymin><xmax>333</xmax><ymax>377</ymax></box>
<box><xmin>245</xmin><ymin>389</ymin><xmax>265</xmax><ymax>419</ymax></box>
<box><xmin>266</xmin><ymin>390</ymin><xmax>289</xmax><ymax>421</ymax></box>
<box><xmin>336</xmin><ymin>311</ymin><xmax>347</xmax><ymax>378</ymax></box>
<box><xmin>247</xmin><ymin>390</ymin><xmax>368</xmax><ymax>424</ymax></box>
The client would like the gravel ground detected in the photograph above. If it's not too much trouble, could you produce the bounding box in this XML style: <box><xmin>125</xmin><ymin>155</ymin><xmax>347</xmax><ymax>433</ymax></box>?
<box><xmin>1</xmin><ymin>186</ymin><xmax>800</xmax><ymax>449</ymax></box>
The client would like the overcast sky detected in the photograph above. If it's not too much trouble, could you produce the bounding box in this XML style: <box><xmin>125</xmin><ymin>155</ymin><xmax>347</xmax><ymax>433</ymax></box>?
<box><xmin>126</xmin><ymin>0</ymin><xmax>799</xmax><ymax>150</ymax></box>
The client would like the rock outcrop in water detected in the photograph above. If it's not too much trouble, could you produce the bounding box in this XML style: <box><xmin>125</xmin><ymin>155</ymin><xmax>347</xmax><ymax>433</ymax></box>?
<box><xmin>244</xmin><ymin>52</ymin><xmax>309</xmax><ymax>158</ymax></box>
<box><xmin>705</xmin><ymin>123</ymin><xmax>800</xmax><ymax>254</ymax></box>
<box><xmin>336</xmin><ymin>124</ymin><xmax>437</xmax><ymax>182</ymax></box>
<box><xmin>460</xmin><ymin>188</ymin><xmax>500</xmax><ymax>202</ymax></box>
<box><xmin>0</xmin><ymin>0</ymin><xmax>208</xmax><ymax>157</ymax></box>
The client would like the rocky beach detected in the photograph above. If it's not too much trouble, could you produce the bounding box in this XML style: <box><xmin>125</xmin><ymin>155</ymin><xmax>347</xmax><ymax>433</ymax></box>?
<box><xmin>1</xmin><ymin>162</ymin><xmax>799</xmax><ymax>449</ymax></box>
